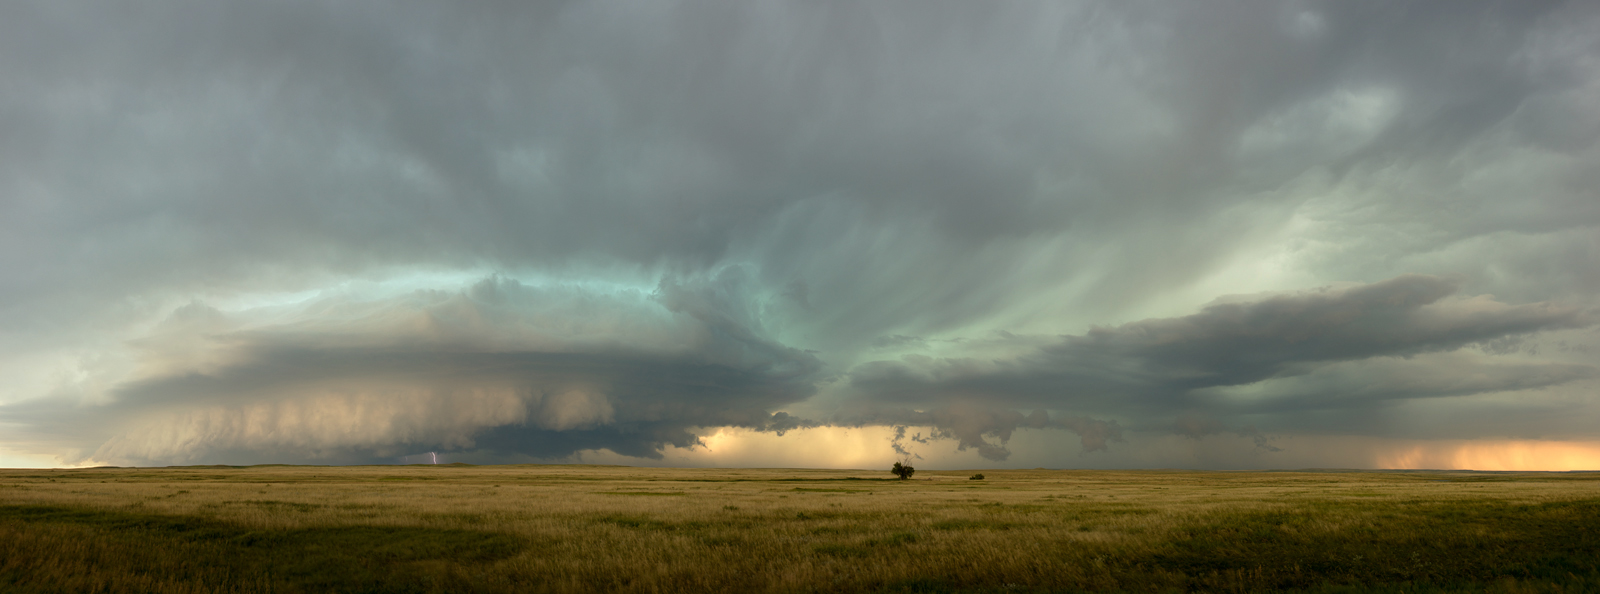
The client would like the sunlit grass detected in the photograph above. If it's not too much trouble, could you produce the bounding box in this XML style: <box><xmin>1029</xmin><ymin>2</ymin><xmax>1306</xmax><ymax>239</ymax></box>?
<box><xmin>2</xmin><ymin>465</ymin><xmax>1597</xmax><ymax>592</ymax></box>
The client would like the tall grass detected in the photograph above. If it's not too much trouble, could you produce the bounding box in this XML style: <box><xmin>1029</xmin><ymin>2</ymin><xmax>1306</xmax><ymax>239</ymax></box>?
<box><xmin>2</xmin><ymin>465</ymin><xmax>1597</xmax><ymax>593</ymax></box>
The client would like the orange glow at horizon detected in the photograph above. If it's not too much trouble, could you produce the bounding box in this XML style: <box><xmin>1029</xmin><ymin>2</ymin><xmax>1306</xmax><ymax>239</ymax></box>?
<box><xmin>571</xmin><ymin>426</ymin><xmax>911</xmax><ymax>470</ymax></box>
<box><xmin>1376</xmin><ymin>440</ymin><xmax>1600</xmax><ymax>471</ymax></box>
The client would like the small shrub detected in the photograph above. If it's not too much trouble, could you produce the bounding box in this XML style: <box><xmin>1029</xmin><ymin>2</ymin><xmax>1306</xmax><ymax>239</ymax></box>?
<box><xmin>891</xmin><ymin>458</ymin><xmax>915</xmax><ymax>480</ymax></box>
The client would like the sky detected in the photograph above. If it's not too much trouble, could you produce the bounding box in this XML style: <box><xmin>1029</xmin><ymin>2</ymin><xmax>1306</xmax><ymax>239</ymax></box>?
<box><xmin>2</xmin><ymin>0</ymin><xmax>1599</xmax><ymax>470</ymax></box>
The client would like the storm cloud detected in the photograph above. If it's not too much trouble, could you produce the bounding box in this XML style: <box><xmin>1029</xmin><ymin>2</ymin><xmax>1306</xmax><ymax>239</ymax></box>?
<box><xmin>846</xmin><ymin>275</ymin><xmax>1594</xmax><ymax>455</ymax></box>
<box><xmin>2</xmin><ymin>1</ymin><xmax>1598</xmax><ymax>468</ymax></box>
<box><xmin>7</xmin><ymin>274</ymin><xmax>823</xmax><ymax>465</ymax></box>
<box><xmin>850</xmin><ymin>275</ymin><xmax>1590</xmax><ymax>402</ymax></box>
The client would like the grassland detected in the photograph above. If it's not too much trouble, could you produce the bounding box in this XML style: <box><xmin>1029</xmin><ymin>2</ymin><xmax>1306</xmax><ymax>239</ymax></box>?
<box><xmin>2</xmin><ymin>465</ymin><xmax>1598</xmax><ymax>593</ymax></box>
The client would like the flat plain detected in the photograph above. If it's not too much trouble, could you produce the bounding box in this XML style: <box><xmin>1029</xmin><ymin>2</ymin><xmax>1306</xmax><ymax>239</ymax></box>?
<box><xmin>2</xmin><ymin>465</ymin><xmax>1597</xmax><ymax>593</ymax></box>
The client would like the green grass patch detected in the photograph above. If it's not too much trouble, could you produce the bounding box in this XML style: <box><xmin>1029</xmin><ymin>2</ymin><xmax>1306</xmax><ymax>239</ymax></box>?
<box><xmin>866</xmin><ymin>532</ymin><xmax>920</xmax><ymax>547</ymax></box>
<box><xmin>1059</xmin><ymin>505</ymin><xmax>1159</xmax><ymax>520</ymax></box>
<box><xmin>0</xmin><ymin>504</ymin><xmax>526</xmax><ymax>593</ymax></box>
<box><xmin>813</xmin><ymin>543</ymin><xmax>871</xmax><ymax>558</ymax></box>
<box><xmin>595</xmin><ymin>514</ymin><xmax>674</xmax><ymax>530</ymax></box>
<box><xmin>699</xmin><ymin>535</ymin><xmax>747</xmax><ymax>548</ymax></box>
<box><xmin>931</xmin><ymin>519</ymin><xmax>1017</xmax><ymax>531</ymax></box>
<box><xmin>1138</xmin><ymin>499</ymin><xmax>1600</xmax><ymax>592</ymax></box>
<box><xmin>669</xmin><ymin>477</ymin><xmax>901</xmax><ymax>483</ymax></box>
<box><xmin>792</xmin><ymin>487</ymin><xmax>868</xmax><ymax>493</ymax></box>
<box><xmin>228</xmin><ymin>499</ymin><xmax>323</xmax><ymax>513</ymax></box>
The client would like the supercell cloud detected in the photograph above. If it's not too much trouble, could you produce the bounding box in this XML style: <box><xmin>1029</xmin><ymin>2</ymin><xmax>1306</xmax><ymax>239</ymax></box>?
<box><xmin>2</xmin><ymin>1</ymin><xmax>1598</xmax><ymax>469</ymax></box>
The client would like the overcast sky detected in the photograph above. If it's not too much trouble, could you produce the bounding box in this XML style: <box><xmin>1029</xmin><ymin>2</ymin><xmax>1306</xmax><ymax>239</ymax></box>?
<box><xmin>3</xmin><ymin>0</ymin><xmax>1598</xmax><ymax>470</ymax></box>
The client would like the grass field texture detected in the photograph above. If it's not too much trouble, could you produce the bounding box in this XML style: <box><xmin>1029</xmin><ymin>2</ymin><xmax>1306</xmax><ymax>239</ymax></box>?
<box><xmin>2</xmin><ymin>465</ymin><xmax>1598</xmax><ymax>593</ymax></box>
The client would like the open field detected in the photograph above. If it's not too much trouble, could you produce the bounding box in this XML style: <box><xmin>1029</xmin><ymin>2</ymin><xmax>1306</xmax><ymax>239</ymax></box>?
<box><xmin>2</xmin><ymin>465</ymin><xmax>1598</xmax><ymax>593</ymax></box>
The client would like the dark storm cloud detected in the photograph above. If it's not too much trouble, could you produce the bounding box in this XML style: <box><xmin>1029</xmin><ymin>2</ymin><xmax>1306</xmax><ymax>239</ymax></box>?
<box><xmin>5</xmin><ymin>0</ymin><xmax>1586</xmax><ymax>340</ymax></box>
<box><xmin>1211</xmin><ymin>357</ymin><xmax>1598</xmax><ymax>415</ymax></box>
<box><xmin>0</xmin><ymin>274</ymin><xmax>823</xmax><ymax>465</ymax></box>
<box><xmin>2</xmin><ymin>1</ymin><xmax>1598</xmax><ymax>466</ymax></box>
<box><xmin>848</xmin><ymin>275</ymin><xmax>1593</xmax><ymax>434</ymax></box>
<box><xmin>1168</xmin><ymin>415</ymin><xmax>1279</xmax><ymax>452</ymax></box>
<box><xmin>839</xmin><ymin>405</ymin><xmax>1122</xmax><ymax>461</ymax></box>
<box><xmin>106</xmin><ymin>346</ymin><xmax>815</xmax><ymax>463</ymax></box>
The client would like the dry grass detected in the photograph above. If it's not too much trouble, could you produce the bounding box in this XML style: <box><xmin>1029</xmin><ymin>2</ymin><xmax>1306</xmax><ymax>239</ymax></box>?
<box><xmin>2</xmin><ymin>465</ymin><xmax>1598</xmax><ymax>593</ymax></box>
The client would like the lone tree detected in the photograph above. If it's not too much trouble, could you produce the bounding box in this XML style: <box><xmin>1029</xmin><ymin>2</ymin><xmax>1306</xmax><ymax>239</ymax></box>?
<box><xmin>891</xmin><ymin>456</ymin><xmax>915</xmax><ymax>480</ymax></box>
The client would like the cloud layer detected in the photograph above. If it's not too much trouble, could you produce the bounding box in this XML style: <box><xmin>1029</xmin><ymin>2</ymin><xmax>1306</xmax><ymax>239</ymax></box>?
<box><xmin>852</xmin><ymin>275</ymin><xmax>1589</xmax><ymax>403</ymax></box>
<box><xmin>844</xmin><ymin>275</ymin><xmax>1593</xmax><ymax>458</ymax></box>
